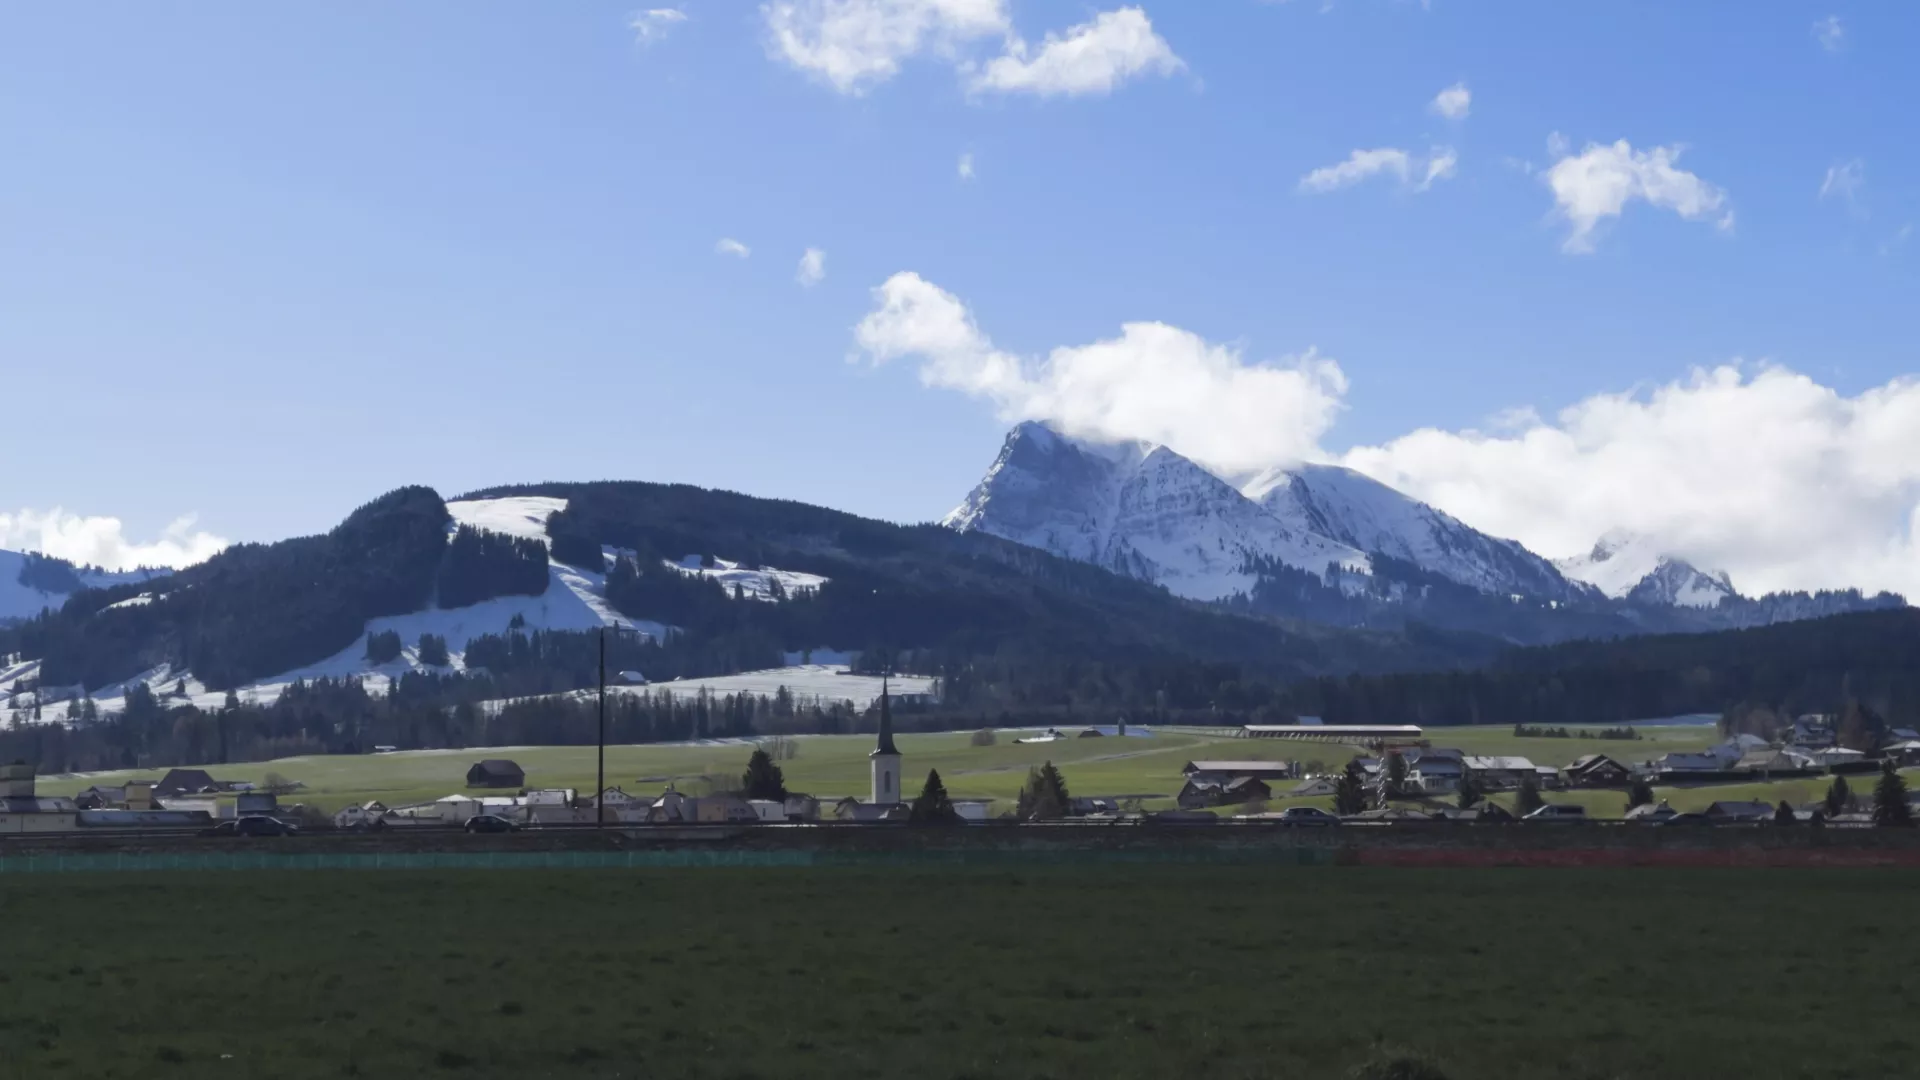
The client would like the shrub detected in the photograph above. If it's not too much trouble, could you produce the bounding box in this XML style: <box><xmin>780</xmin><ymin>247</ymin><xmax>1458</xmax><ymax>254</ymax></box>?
<box><xmin>969</xmin><ymin>728</ymin><xmax>997</xmax><ymax>747</ymax></box>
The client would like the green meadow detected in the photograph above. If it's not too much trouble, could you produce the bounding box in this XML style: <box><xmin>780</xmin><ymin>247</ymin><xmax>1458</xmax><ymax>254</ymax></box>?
<box><xmin>41</xmin><ymin>724</ymin><xmax>1743</xmax><ymax>815</ymax></box>
<box><xmin>2</xmin><ymin>865</ymin><xmax>1916</xmax><ymax>1079</ymax></box>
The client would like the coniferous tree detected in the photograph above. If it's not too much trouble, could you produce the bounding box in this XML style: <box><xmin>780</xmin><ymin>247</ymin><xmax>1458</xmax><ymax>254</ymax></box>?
<box><xmin>1515</xmin><ymin>775</ymin><xmax>1545</xmax><ymax>815</ymax></box>
<box><xmin>741</xmin><ymin>748</ymin><xmax>788</xmax><ymax>800</ymax></box>
<box><xmin>1825</xmin><ymin>774</ymin><xmax>1852</xmax><ymax>816</ymax></box>
<box><xmin>909</xmin><ymin>768</ymin><xmax>961</xmax><ymax>825</ymax></box>
<box><xmin>1773</xmin><ymin>800</ymin><xmax>1797</xmax><ymax>826</ymax></box>
<box><xmin>1334</xmin><ymin>760</ymin><xmax>1368</xmax><ymax>816</ymax></box>
<box><xmin>1873</xmin><ymin>761</ymin><xmax>1912</xmax><ymax>827</ymax></box>
<box><xmin>1382</xmin><ymin>751</ymin><xmax>1409</xmax><ymax>800</ymax></box>
<box><xmin>1626</xmin><ymin>778</ymin><xmax>1655</xmax><ymax>809</ymax></box>
<box><xmin>1455</xmin><ymin>769</ymin><xmax>1482</xmax><ymax>810</ymax></box>
<box><xmin>417</xmin><ymin>634</ymin><xmax>450</xmax><ymax>668</ymax></box>
<box><xmin>1016</xmin><ymin>761</ymin><xmax>1069</xmax><ymax>820</ymax></box>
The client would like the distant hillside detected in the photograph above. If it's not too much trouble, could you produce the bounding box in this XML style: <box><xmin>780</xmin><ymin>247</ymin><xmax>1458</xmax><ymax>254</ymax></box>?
<box><xmin>1270</xmin><ymin>608</ymin><xmax>1920</xmax><ymax>730</ymax></box>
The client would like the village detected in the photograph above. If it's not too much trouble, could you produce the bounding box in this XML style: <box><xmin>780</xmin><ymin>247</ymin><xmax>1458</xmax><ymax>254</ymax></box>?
<box><xmin>7</xmin><ymin>704</ymin><xmax>1919</xmax><ymax>837</ymax></box>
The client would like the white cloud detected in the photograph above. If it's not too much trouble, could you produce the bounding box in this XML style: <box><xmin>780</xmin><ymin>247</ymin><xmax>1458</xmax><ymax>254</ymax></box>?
<box><xmin>966</xmin><ymin>7</ymin><xmax>1183</xmax><ymax>97</ymax></box>
<box><xmin>796</xmin><ymin>247</ymin><xmax>827</xmax><ymax>286</ymax></box>
<box><xmin>1820</xmin><ymin>158</ymin><xmax>1864</xmax><ymax>204</ymax></box>
<box><xmin>958</xmin><ymin>151</ymin><xmax>975</xmax><ymax>179</ymax></box>
<box><xmin>630</xmin><ymin>7</ymin><xmax>689</xmax><ymax>44</ymax></box>
<box><xmin>1544</xmin><ymin>139</ymin><xmax>1732</xmax><ymax>253</ymax></box>
<box><xmin>0</xmin><ymin>509</ymin><xmax>227</xmax><ymax>571</ymax></box>
<box><xmin>854</xmin><ymin>272</ymin><xmax>1347</xmax><ymax>475</ymax></box>
<box><xmin>1341</xmin><ymin>366</ymin><xmax>1920</xmax><ymax>598</ymax></box>
<box><xmin>1299</xmin><ymin>146</ymin><xmax>1456</xmax><ymax>194</ymax></box>
<box><xmin>1813</xmin><ymin>14</ymin><xmax>1844</xmax><ymax>52</ymax></box>
<box><xmin>858</xmin><ymin>274</ymin><xmax>1920</xmax><ymax>597</ymax></box>
<box><xmin>1429</xmin><ymin>81</ymin><xmax>1470</xmax><ymax>120</ymax></box>
<box><xmin>761</xmin><ymin>0</ymin><xmax>1011</xmax><ymax>94</ymax></box>
<box><xmin>715</xmin><ymin>237</ymin><xmax>752</xmax><ymax>258</ymax></box>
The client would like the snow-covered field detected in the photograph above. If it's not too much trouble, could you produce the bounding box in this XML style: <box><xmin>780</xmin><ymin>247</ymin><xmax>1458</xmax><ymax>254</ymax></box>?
<box><xmin>598</xmin><ymin>665</ymin><xmax>936</xmax><ymax>711</ymax></box>
<box><xmin>668</xmin><ymin>555</ymin><xmax>827</xmax><ymax>600</ymax></box>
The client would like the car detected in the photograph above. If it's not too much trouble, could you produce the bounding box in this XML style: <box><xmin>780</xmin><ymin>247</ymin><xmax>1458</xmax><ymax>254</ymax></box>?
<box><xmin>1522</xmin><ymin>804</ymin><xmax>1588</xmax><ymax>823</ymax></box>
<box><xmin>464</xmin><ymin>814</ymin><xmax>519</xmax><ymax>834</ymax></box>
<box><xmin>1276</xmin><ymin>806</ymin><xmax>1340</xmax><ymax>827</ymax></box>
<box><xmin>210</xmin><ymin>815</ymin><xmax>298</xmax><ymax>838</ymax></box>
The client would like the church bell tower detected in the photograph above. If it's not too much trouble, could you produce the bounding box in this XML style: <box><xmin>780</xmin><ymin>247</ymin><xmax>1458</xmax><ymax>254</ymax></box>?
<box><xmin>869</xmin><ymin>677</ymin><xmax>901</xmax><ymax>804</ymax></box>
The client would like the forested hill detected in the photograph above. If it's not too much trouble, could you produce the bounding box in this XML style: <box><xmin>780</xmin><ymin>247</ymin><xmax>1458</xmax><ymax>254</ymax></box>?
<box><xmin>0</xmin><ymin>481</ymin><xmax>1500</xmax><ymax>699</ymax></box>
<box><xmin>1270</xmin><ymin>608</ymin><xmax>1920</xmax><ymax>729</ymax></box>
<box><xmin>468</xmin><ymin>480</ymin><xmax>1499</xmax><ymax>683</ymax></box>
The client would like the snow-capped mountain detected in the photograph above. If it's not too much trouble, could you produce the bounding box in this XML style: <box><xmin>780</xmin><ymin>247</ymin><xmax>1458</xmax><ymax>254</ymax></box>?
<box><xmin>944</xmin><ymin>422</ymin><xmax>1368</xmax><ymax>600</ymax></box>
<box><xmin>0</xmin><ymin>549</ymin><xmax>169</xmax><ymax>625</ymax></box>
<box><xmin>1554</xmin><ymin>531</ymin><xmax>1737</xmax><ymax>610</ymax></box>
<box><xmin>945</xmin><ymin>422</ymin><xmax>1588</xmax><ymax>603</ymax></box>
<box><xmin>1243</xmin><ymin>462</ymin><xmax>1581</xmax><ymax>601</ymax></box>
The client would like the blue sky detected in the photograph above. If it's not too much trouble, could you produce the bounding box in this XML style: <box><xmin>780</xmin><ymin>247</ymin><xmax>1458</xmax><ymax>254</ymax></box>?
<box><xmin>2</xmin><ymin>2</ymin><xmax>1916</xmax><ymax>590</ymax></box>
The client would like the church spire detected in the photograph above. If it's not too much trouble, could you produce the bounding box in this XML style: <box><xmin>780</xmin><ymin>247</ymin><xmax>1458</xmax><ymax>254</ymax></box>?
<box><xmin>872</xmin><ymin>675</ymin><xmax>898</xmax><ymax>757</ymax></box>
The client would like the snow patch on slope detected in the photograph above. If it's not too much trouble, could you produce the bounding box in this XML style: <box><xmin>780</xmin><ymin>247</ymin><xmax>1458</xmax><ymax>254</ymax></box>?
<box><xmin>668</xmin><ymin>556</ymin><xmax>828</xmax><ymax>600</ymax></box>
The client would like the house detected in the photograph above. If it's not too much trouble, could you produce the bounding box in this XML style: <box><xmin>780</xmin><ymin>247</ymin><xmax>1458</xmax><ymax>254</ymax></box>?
<box><xmin>153</xmin><ymin>768</ymin><xmax>221</xmax><ymax>798</ymax></box>
<box><xmin>234</xmin><ymin>791</ymin><xmax>279</xmax><ymax>816</ymax></box>
<box><xmin>694</xmin><ymin>795</ymin><xmax>758</xmax><ymax>823</ymax></box>
<box><xmin>783</xmin><ymin>794</ymin><xmax>820</xmax><ymax>821</ymax></box>
<box><xmin>617</xmin><ymin>670</ymin><xmax>648</xmax><ymax>685</ymax></box>
<box><xmin>833</xmin><ymin>798</ymin><xmax>908</xmax><ymax>823</ymax></box>
<box><xmin>1734</xmin><ymin>748</ymin><xmax>1812</xmax><ymax>774</ymax></box>
<box><xmin>1288</xmin><ymin>776</ymin><xmax>1341</xmax><ymax>798</ymax></box>
<box><xmin>1883</xmin><ymin>740</ymin><xmax>1920</xmax><ymax>765</ymax></box>
<box><xmin>645</xmin><ymin>788</ymin><xmax>694</xmax><ymax>823</ymax></box>
<box><xmin>1181</xmin><ymin>761</ymin><xmax>1296</xmax><ymax>782</ymax></box>
<box><xmin>591</xmin><ymin>787</ymin><xmax>639</xmax><ymax>809</ymax></box>
<box><xmin>952</xmin><ymin>799</ymin><xmax>993</xmax><ymax>822</ymax></box>
<box><xmin>1791</xmin><ymin>715</ymin><xmax>1837</xmax><ymax>749</ymax></box>
<box><xmin>1177</xmin><ymin>776</ymin><xmax>1271</xmax><ymax>809</ymax></box>
<box><xmin>1403</xmin><ymin>749</ymin><xmax>1465</xmax><ymax>793</ymax></box>
<box><xmin>1625</xmin><ymin>800</ymin><xmax>1677</xmax><ymax>823</ymax></box>
<box><xmin>1564</xmin><ymin>754</ymin><xmax>1632</xmax><ymax>787</ymax></box>
<box><xmin>1704</xmin><ymin>800</ymin><xmax>1776</xmax><ymax>824</ymax></box>
<box><xmin>1812</xmin><ymin>747</ymin><xmax>1867</xmax><ymax>769</ymax></box>
<box><xmin>466</xmin><ymin>759</ymin><xmax>525</xmax><ymax>789</ymax></box>
<box><xmin>748</xmin><ymin>799</ymin><xmax>787</xmax><ymax>822</ymax></box>
<box><xmin>1462</xmin><ymin>756</ymin><xmax>1540</xmax><ymax>789</ymax></box>
<box><xmin>74</xmin><ymin>785</ymin><xmax>127</xmax><ymax>810</ymax></box>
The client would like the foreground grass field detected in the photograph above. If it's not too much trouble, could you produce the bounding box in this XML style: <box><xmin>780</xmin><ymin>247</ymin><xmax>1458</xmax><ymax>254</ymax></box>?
<box><xmin>2</xmin><ymin>865</ymin><xmax>1915</xmax><ymax>1079</ymax></box>
<box><xmin>45</xmin><ymin>724</ymin><xmax>1731</xmax><ymax>815</ymax></box>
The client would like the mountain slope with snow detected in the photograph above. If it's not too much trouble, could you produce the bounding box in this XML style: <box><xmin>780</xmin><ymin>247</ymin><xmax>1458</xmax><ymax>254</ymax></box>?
<box><xmin>943</xmin><ymin>422</ymin><xmax>1369</xmax><ymax>600</ymax></box>
<box><xmin>0</xmin><ymin>549</ymin><xmax>169</xmax><ymax>624</ymax></box>
<box><xmin>1244</xmin><ymin>462</ymin><xmax>1583</xmax><ymax>601</ymax></box>
<box><xmin>947</xmin><ymin>422</ymin><xmax>1589</xmax><ymax>603</ymax></box>
<box><xmin>1554</xmin><ymin>532</ymin><xmax>1737</xmax><ymax>609</ymax></box>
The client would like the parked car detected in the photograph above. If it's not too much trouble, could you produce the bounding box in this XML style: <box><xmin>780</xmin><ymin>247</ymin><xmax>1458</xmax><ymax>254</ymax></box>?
<box><xmin>210</xmin><ymin>815</ymin><xmax>299</xmax><ymax>837</ymax></box>
<box><xmin>1277</xmin><ymin>806</ymin><xmax>1340</xmax><ymax>827</ymax></box>
<box><xmin>464</xmin><ymin>814</ymin><xmax>519</xmax><ymax>834</ymax></box>
<box><xmin>1522</xmin><ymin>804</ymin><xmax>1588</xmax><ymax>823</ymax></box>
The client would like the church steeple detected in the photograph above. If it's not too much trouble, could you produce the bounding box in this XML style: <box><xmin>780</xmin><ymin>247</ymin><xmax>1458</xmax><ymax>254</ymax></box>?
<box><xmin>869</xmin><ymin>675</ymin><xmax>901</xmax><ymax>804</ymax></box>
<box><xmin>871</xmin><ymin>675</ymin><xmax>899</xmax><ymax>757</ymax></box>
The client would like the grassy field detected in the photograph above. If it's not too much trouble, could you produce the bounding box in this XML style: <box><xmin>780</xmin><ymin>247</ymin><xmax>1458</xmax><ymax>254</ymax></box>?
<box><xmin>2</xmin><ymin>865</ymin><xmax>1916</xmax><ymax>1079</ymax></box>
<box><xmin>40</xmin><ymin>724</ymin><xmax>1749</xmax><ymax>816</ymax></box>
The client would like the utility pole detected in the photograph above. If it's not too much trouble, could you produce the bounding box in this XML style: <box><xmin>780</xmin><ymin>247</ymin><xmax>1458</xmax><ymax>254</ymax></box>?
<box><xmin>598</xmin><ymin>628</ymin><xmax>607</xmax><ymax>828</ymax></box>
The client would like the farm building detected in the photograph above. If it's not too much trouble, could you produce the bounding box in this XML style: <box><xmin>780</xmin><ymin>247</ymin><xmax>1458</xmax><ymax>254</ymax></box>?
<box><xmin>1177</xmin><ymin>775</ymin><xmax>1271</xmax><ymax>809</ymax></box>
<box><xmin>1564</xmin><ymin>754</ymin><xmax>1632</xmax><ymax>787</ymax></box>
<box><xmin>467</xmin><ymin>759</ymin><xmax>526</xmax><ymax>789</ymax></box>
<box><xmin>1240</xmin><ymin>724</ymin><xmax>1423</xmax><ymax>742</ymax></box>
<box><xmin>154</xmin><ymin>768</ymin><xmax>222</xmax><ymax>798</ymax></box>
<box><xmin>1182</xmin><ymin>760</ymin><xmax>1296</xmax><ymax>781</ymax></box>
